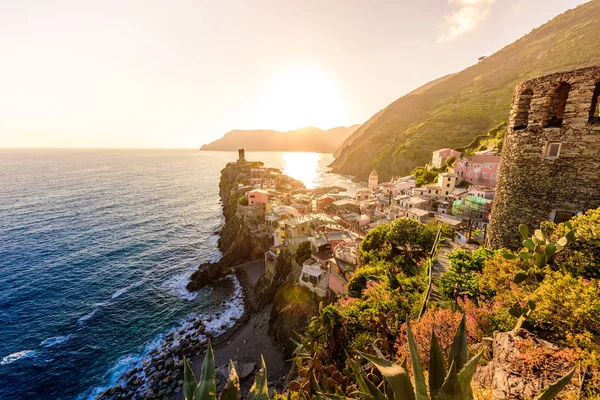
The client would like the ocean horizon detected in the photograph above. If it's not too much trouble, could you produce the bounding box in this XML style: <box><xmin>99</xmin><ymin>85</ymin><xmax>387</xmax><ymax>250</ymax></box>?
<box><xmin>0</xmin><ymin>149</ymin><xmax>355</xmax><ymax>399</ymax></box>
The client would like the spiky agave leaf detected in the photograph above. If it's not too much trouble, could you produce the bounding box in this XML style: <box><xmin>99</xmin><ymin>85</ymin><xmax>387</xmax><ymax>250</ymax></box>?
<box><xmin>437</xmin><ymin>361</ymin><xmax>463</xmax><ymax>400</ymax></box>
<box><xmin>248</xmin><ymin>355</ymin><xmax>269</xmax><ymax>400</ymax></box>
<box><xmin>406</xmin><ymin>318</ymin><xmax>428</xmax><ymax>400</ymax></box>
<box><xmin>534</xmin><ymin>368</ymin><xmax>575</xmax><ymax>400</ymax></box>
<box><xmin>347</xmin><ymin>358</ymin><xmax>386</xmax><ymax>400</ymax></box>
<box><xmin>194</xmin><ymin>340</ymin><xmax>217</xmax><ymax>400</ymax></box>
<box><xmin>219</xmin><ymin>361</ymin><xmax>241</xmax><ymax>400</ymax></box>
<box><xmin>357</xmin><ymin>350</ymin><xmax>415</xmax><ymax>400</ymax></box>
<box><xmin>457</xmin><ymin>352</ymin><xmax>483</xmax><ymax>400</ymax></box>
<box><xmin>184</xmin><ymin>357</ymin><xmax>198</xmax><ymax>400</ymax></box>
<box><xmin>429</xmin><ymin>331</ymin><xmax>446</xmax><ymax>399</ymax></box>
<box><xmin>447</xmin><ymin>315</ymin><xmax>468</xmax><ymax>373</ymax></box>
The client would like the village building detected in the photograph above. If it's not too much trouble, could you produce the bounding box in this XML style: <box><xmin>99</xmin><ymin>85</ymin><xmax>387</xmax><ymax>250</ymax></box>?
<box><xmin>355</xmin><ymin>188</ymin><xmax>374</xmax><ymax>202</ymax></box>
<box><xmin>454</xmin><ymin>152</ymin><xmax>500</xmax><ymax>188</ymax></box>
<box><xmin>368</xmin><ymin>169</ymin><xmax>378</xmax><ymax>190</ymax></box>
<box><xmin>407</xmin><ymin>207</ymin><xmax>431</xmax><ymax>222</ymax></box>
<box><xmin>247</xmin><ymin>189</ymin><xmax>269</xmax><ymax>206</ymax></box>
<box><xmin>431</xmin><ymin>148</ymin><xmax>462</xmax><ymax>168</ymax></box>
<box><xmin>452</xmin><ymin>195</ymin><xmax>492</xmax><ymax>220</ymax></box>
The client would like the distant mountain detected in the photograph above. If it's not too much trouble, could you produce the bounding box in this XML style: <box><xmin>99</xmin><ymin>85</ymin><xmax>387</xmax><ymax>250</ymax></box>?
<box><xmin>330</xmin><ymin>0</ymin><xmax>600</xmax><ymax>181</ymax></box>
<box><xmin>200</xmin><ymin>125</ymin><xmax>360</xmax><ymax>153</ymax></box>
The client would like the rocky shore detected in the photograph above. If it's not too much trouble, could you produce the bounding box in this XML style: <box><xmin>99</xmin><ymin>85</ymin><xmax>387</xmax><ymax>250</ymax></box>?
<box><xmin>97</xmin><ymin>268</ymin><xmax>255</xmax><ymax>400</ymax></box>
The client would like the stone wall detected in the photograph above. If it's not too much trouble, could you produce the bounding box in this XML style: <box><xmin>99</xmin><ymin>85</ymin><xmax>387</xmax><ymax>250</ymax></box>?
<box><xmin>488</xmin><ymin>66</ymin><xmax>600</xmax><ymax>249</ymax></box>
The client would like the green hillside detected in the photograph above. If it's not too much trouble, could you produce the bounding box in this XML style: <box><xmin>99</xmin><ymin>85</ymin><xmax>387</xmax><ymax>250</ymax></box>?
<box><xmin>331</xmin><ymin>0</ymin><xmax>600</xmax><ymax>181</ymax></box>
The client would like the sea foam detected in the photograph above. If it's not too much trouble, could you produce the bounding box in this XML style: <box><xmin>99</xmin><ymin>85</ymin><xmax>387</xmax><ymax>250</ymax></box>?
<box><xmin>41</xmin><ymin>335</ymin><xmax>73</xmax><ymax>348</ymax></box>
<box><xmin>1</xmin><ymin>350</ymin><xmax>36</xmax><ymax>366</ymax></box>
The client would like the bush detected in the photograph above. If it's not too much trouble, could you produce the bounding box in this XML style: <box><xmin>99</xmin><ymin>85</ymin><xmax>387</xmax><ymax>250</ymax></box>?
<box><xmin>531</xmin><ymin>271</ymin><xmax>600</xmax><ymax>345</ymax></box>
<box><xmin>295</xmin><ymin>241</ymin><xmax>311</xmax><ymax>264</ymax></box>
<box><xmin>238</xmin><ymin>196</ymin><xmax>248</xmax><ymax>206</ymax></box>
<box><xmin>551</xmin><ymin>208</ymin><xmax>600</xmax><ymax>280</ymax></box>
<box><xmin>439</xmin><ymin>247</ymin><xmax>496</xmax><ymax>301</ymax></box>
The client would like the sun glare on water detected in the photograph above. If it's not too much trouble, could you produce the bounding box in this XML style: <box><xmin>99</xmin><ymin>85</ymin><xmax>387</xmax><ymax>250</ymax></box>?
<box><xmin>253</xmin><ymin>66</ymin><xmax>347</xmax><ymax>131</ymax></box>
<box><xmin>281</xmin><ymin>152</ymin><xmax>322</xmax><ymax>189</ymax></box>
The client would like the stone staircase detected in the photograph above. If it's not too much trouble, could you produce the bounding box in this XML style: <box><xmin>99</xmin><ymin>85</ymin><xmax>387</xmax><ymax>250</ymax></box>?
<box><xmin>427</xmin><ymin>240</ymin><xmax>453</xmax><ymax>303</ymax></box>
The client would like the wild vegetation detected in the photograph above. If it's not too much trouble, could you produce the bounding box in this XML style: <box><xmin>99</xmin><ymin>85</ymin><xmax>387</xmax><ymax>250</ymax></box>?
<box><xmin>184</xmin><ymin>208</ymin><xmax>600</xmax><ymax>399</ymax></box>
<box><xmin>330</xmin><ymin>1</ymin><xmax>600</xmax><ymax>181</ymax></box>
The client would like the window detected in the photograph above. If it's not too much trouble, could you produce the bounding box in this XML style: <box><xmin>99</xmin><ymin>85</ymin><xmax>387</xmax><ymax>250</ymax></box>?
<box><xmin>483</xmin><ymin>173</ymin><xmax>487</xmax><ymax>179</ymax></box>
<box><xmin>554</xmin><ymin>211</ymin><xmax>575</xmax><ymax>224</ymax></box>
<box><xmin>475</xmin><ymin>173</ymin><xmax>480</xmax><ymax>178</ymax></box>
<box><xmin>545</xmin><ymin>142</ymin><xmax>561</xmax><ymax>159</ymax></box>
<box><xmin>590</xmin><ymin>82</ymin><xmax>600</xmax><ymax>125</ymax></box>
<box><xmin>447</xmin><ymin>183</ymin><xmax>450</xmax><ymax>187</ymax></box>
<box><xmin>545</xmin><ymin>82</ymin><xmax>571</xmax><ymax>128</ymax></box>
<box><xmin>491</xmin><ymin>173</ymin><xmax>496</xmax><ymax>180</ymax></box>
<box><xmin>514</xmin><ymin>88</ymin><xmax>533</xmax><ymax>130</ymax></box>
<box><xmin>488</xmin><ymin>163</ymin><xmax>493</xmax><ymax>169</ymax></box>
<box><xmin>468</xmin><ymin>172</ymin><xmax>473</xmax><ymax>177</ymax></box>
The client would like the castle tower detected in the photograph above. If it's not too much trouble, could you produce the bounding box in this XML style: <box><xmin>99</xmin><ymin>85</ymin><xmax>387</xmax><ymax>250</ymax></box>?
<box><xmin>487</xmin><ymin>66</ymin><xmax>600</xmax><ymax>249</ymax></box>
<box><xmin>238</xmin><ymin>148</ymin><xmax>245</xmax><ymax>163</ymax></box>
<box><xmin>368</xmin><ymin>169</ymin><xmax>378</xmax><ymax>190</ymax></box>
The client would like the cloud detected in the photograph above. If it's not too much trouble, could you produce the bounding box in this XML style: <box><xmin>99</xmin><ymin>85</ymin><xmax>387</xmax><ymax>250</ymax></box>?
<box><xmin>437</xmin><ymin>0</ymin><xmax>496</xmax><ymax>42</ymax></box>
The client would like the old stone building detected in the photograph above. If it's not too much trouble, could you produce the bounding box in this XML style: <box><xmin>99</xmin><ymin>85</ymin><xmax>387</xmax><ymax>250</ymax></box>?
<box><xmin>487</xmin><ymin>66</ymin><xmax>600</xmax><ymax>249</ymax></box>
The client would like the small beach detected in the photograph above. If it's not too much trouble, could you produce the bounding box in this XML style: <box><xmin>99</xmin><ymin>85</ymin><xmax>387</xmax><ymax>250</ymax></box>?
<box><xmin>172</xmin><ymin>261</ymin><xmax>290</xmax><ymax>399</ymax></box>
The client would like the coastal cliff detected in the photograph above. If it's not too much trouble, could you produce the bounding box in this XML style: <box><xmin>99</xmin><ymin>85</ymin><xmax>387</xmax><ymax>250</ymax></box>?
<box><xmin>186</xmin><ymin>161</ymin><xmax>271</xmax><ymax>291</ymax></box>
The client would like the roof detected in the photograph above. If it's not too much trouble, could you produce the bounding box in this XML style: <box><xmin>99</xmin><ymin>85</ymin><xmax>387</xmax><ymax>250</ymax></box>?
<box><xmin>433</xmin><ymin>148</ymin><xmax>452</xmax><ymax>153</ymax></box>
<box><xmin>459</xmin><ymin>154</ymin><xmax>501</xmax><ymax>163</ymax></box>
<box><xmin>333</xmin><ymin>199</ymin><xmax>358</xmax><ymax>207</ymax></box>
<box><xmin>313</xmin><ymin>250</ymin><xmax>334</xmax><ymax>261</ymax></box>
<box><xmin>408</xmin><ymin>196</ymin><xmax>429</xmax><ymax>205</ymax></box>
<box><xmin>450</xmin><ymin>188</ymin><xmax>469</xmax><ymax>195</ymax></box>
<box><xmin>302</xmin><ymin>264</ymin><xmax>324</xmax><ymax>277</ymax></box>
<box><xmin>435</xmin><ymin>214</ymin><xmax>465</xmax><ymax>227</ymax></box>
<box><xmin>249</xmin><ymin>189</ymin><xmax>269</xmax><ymax>195</ymax></box>
<box><xmin>369</xmin><ymin>169</ymin><xmax>378</xmax><ymax>177</ymax></box>
<box><xmin>425</xmin><ymin>184</ymin><xmax>442</xmax><ymax>190</ymax></box>
<box><xmin>325</xmin><ymin>231</ymin><xmax>354</xmax><ymax>242</ymax></box>
<box><xmin>409</xmin><ymin>208</ymin><xmax>430</xmax><ymax>217</ymax></box>
<box><xmin>308</xmin><ymin>235</ymin><xmax>328</xmax><ymax>248</ymax></box>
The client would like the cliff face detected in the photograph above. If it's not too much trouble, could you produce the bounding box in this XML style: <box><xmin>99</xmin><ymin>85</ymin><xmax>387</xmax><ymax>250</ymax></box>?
<box><xmin>187</xmin><ymin>162</ymin><xmax>270</xmax><ymax>291</ymax></box>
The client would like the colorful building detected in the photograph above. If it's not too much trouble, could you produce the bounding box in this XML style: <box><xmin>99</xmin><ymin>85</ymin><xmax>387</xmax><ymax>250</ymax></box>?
<box><xmin>454</xmin><ymin>152</ymin><xmax>500</xmax><ymax>188</ymax></box>
<box><xmin>431</xmin><ymin>148</ymin><xmax>462</xmax><ymax>168</ymax></box>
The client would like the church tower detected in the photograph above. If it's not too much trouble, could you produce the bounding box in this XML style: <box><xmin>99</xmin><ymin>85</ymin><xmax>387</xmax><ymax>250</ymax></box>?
<box><xmin>369</xmin><ymin>169</ymin><xmax>378</xmax><ymax>190</ymax></box>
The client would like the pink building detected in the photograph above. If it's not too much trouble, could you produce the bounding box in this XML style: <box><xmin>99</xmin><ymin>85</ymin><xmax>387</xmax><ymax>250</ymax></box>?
<box><xmin>431</xmin><ymin>148</ymin><xmax>462</xmax><ymax>168</ymax></box>
<box><xmin>454</xmin><ymin>153</ymin><xmax>500</xmax><ymax>188</ymax></box>
<box><xmin>247</xmin><ymin>189</ymin><xmax>269</xmax><ymax>206</ymax></box>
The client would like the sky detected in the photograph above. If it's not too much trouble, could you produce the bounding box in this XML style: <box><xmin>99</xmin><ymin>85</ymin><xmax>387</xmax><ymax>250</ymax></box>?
<box><xmin>0</xmin><ymin>0</ymin><xmax>591</xmax><ymax>148</ymax></box>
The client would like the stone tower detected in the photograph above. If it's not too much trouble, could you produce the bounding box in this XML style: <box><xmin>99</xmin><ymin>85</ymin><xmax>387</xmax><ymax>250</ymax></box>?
<box><xmin>238</xmin><ymin>148</ymin><xmax>245</xmax><ymax>163</ymax></box>
<box><xmin>369</xmin><ymin>169</ymin><xmax>378</xmax><ymax>190</ymax></box>
<box><xmin>487</xmin><ymin>66</ymin><xmax>600</xmax><ymax>249</ymax></box>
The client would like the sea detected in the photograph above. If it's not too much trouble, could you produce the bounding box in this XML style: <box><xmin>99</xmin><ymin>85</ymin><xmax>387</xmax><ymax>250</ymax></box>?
<box><xmin>0</xmin><ymin>149</ymin><xmax>358</xmax><ymax>400</ymax></box>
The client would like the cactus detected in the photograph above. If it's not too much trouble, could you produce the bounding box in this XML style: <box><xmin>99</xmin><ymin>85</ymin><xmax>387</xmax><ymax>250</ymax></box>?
<box><xmin>503</xmin><ymin>222</ymin><xmax>575</xmax><ymax>329</ymax></box>
<box><xmin>503</xmin><ymin>222</ymin><xmax>574</xmax><ymax>269</ymax></box>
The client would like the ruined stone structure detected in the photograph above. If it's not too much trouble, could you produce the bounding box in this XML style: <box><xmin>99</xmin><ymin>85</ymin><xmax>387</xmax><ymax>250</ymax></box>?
<box><xmin>488</xmin><ymin>66</ymin><xmax>600</xmax><ymax>249</ymax></box>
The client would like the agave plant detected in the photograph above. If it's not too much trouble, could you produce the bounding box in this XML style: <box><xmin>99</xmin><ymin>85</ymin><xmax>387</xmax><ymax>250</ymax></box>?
<box><xmin>343</xmin><ymin>316</ymin><xmax>574</xmax><ymax>400</ymax></box>
<box><xmin>183</xmin><ymin>341</ymin><xmax>269</xmax><ymax>400</ymax></box>
<box><xmin>184</xmin><ymin>323</ymin><xmax>573</xmax><ymax>400</ymax></box>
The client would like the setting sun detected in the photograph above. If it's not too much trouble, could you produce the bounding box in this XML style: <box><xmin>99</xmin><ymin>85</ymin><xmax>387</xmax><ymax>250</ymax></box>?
<box><xmin>252</xmin><ymin>66</ymin><xmax>347</xmax><ymax>131</ymax></box>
